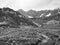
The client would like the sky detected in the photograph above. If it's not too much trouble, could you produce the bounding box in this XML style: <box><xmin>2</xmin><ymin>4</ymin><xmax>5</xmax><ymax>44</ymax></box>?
<box><xmin>0</xmin><ymin>0</ymin><xmax>60</xmax><ymax>11</ymax></box>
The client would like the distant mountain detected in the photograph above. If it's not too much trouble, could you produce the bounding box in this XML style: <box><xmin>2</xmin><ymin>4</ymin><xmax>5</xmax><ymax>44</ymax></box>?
<box><xmin>17</xmin><ymin>8</ymin><xmax>60</xmax><ymax>27</ymax></box>
<box><xmin>18</xmin><ymin>9</ymin><xmax>34</xmax><ymax>18</ymax></box>
<box><xmin>18</xmin><ymin>8</ymin><xmax>60</xmax><ymax>19</ymax></box>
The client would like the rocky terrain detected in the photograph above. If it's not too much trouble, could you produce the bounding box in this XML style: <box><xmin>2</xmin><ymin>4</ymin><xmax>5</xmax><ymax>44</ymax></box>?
<box><xmin>0</xmin><ymin>7</ymin><xmax>60</xmax><ymax>45</ymax></box>
<box><xmin>0</xmin><ymin>27</ymin><xmax>60</xmax><ymax>45</ymax></box>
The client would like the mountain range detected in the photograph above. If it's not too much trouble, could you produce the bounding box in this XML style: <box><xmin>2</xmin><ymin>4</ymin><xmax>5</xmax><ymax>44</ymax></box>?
<box><xmin>0</xmin><ymin>7</ymin><xmax>60</xmax><ymax>28</ymax></box>
<box><xmin>18</xmin><ymin>8</ymin><xmax>60</xmax><ymax>19</ymax></box>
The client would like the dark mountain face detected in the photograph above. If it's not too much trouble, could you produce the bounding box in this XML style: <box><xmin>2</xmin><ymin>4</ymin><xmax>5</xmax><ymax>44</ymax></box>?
<box><xmin>0</xmin><ymin>8</ymin><xmax>20</xmax><ymax>28</ymax></box>
<box><xmin>0</xmin><ymin>7</ymin><xmax>38</xmax><ymax>28</ymax></box>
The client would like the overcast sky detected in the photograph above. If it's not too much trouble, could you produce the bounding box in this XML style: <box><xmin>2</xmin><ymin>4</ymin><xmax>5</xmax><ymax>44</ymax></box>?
<box><xmin>0</xmin><ymin>0</ymin><xmax>60</xmax><ymax>11</ymax></box>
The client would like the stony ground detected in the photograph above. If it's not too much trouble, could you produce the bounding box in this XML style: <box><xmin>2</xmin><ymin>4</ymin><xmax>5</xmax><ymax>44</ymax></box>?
<box><xmin>0</xmin><ymin>26</ymin><xmax>60</xmax><ymax>45</ymax></box>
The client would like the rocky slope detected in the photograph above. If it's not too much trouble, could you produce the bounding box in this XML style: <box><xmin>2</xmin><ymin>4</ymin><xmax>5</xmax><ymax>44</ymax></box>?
<box><xmin>0</xmin><ymin>7</ymin><xmax>38</xmax><ymax>28</ymax></box>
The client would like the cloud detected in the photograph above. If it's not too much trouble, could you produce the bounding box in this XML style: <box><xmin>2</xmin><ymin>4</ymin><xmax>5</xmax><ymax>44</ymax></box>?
<box><xmin>45</xmin><ymin>0</ymin><xmax>60</xmax><ymax>9</ymax></box>
<box><xmin>0</xmin><ymin>0</ymin><xmax>60</xmax><ymax>10</ymax></box>
<box><xmin>13</xmin><ymin>0</ymin><xmax>53</xmax><ymax>10</ymax></box>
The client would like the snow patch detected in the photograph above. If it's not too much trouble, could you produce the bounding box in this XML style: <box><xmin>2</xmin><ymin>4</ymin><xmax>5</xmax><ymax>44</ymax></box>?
<box><xmin>45</xmin><ymin>13</ymin><xmax>51</xmax><ymax>17</ymax></box>
<box><xmin>28</xmin><ymin>16</ymin><xmax>33</xmax><ymax>18</ymax></box>
<box><xmin>40</xmin><ymin>14</ymin><xmax>44</xmax><ymax>17</ymax></box>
